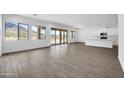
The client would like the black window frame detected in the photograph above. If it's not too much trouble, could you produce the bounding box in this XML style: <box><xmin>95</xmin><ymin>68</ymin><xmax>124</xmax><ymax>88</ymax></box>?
<box><xmin>18</xmin><ymin>23</ymin><xmax>29</xmax><ymax>40</ymax></box>
<box><xmin>39</xmin><ymin>26</ymin><xmax>46</xmax><ymax>39</ymax></box>
<box><xmin>5</xmin><ymin>21</ymin><xmax>29</xmax><ymax>40</ymax></box>
<box><xmin>51</xmin><ymin>28</ymin><xmax>68</xmax><ymax>45</ymax></box>
<box><xmin>5</xmin><ymin>21</ymin><xmax>18</xmax><ymax>40</ymax></box>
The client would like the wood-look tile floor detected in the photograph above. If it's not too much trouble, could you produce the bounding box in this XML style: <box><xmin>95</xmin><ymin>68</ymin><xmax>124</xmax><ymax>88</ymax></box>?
<box><xmin>0</xmin><ymin>43</ymin><xmax>124</xmax><ymax>78</ymax></box>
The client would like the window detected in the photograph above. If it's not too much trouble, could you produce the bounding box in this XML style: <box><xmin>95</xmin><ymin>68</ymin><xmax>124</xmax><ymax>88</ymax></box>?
<box><xmin>5</xmin><ymin>21</ymin><xmax>29</xmax><ymax>40</ymax></box>
<box><xmin>5</xmin><ymin>21</ymin><xmax>46</xmax><ymax>40</ymax></box>
<box><xmin>72</xmin><ymin>31</ymin><xmax>75</xmax><ymax>38</ymax></box>
<box><xmin>32</xmin><ymin>25</ymin><xmax>39</xmax><ymax>40</ymax></box>
<box><xmin>32</xmin><ymin>26</ymin><xmax>46</xmax><ymax>40</ymax></box>
<box><xmin>39</xmin><ymin>26</ymin><xmax>46</xmax><ymax>39</ymax></box>
<box><xmin>19</xmin><ymin>23</ymin><xmax>29</xmax><ymax>40</ymax></box>
<box><xmin>5</xmin><ymin>21</ymin><xmax>18</xmax><ymax>40</ymax></box>
<box><xmin>70</xmin><ymin>31</ymin><xmax>75</xmax><ymax>38</ymax></box>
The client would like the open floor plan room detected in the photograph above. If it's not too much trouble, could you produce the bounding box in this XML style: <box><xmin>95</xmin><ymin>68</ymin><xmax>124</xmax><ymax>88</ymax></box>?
<box><xmin>0</xmin><ymin>14</ymin><xmax>124</xmax><ymax>78</ymax></box>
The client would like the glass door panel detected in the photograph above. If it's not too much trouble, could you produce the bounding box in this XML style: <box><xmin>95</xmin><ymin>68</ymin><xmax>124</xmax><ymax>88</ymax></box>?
<box><xmin>55</xmin><ymin>30</ymin><xmax>60</xmax><ymax>44</ymax></box>
<box><xmin>65</xmin><ymin>31</ymin><xmax>67</xmax><ymax>43</ymax></box>
<box><xmin>51</xmin><ymin>30</ymin><xmax>56</xmax><ymax>45</ymax></box>
<box><xmin>61</xmin><ymin>31</ymin><xmax>64</xmax><ymax>44</ymax></box>
<box><xmin>51</xmin><ymin>29</ymin><xmax>68</xmax><ymax>45</ymax></box>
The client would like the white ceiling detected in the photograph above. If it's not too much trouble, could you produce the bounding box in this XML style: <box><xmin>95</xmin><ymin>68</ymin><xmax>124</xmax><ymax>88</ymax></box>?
<box><xmin>20</xmin><ymin>14</ymin><xmax>118</xmax><ymax>28</ymax></box>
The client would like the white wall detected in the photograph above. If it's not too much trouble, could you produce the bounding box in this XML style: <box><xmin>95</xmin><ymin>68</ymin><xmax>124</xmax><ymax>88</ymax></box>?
<box><xmin>2</xmin><ymin>14</ymin><xmax>77</xmax><ymax>53</ymax></box>
<box><xmin>0</xmin><ymin>15</ymin><xmax>3</xmax><ymax>56</ymax></box>
<box><xmin>20</xmin><ymin>14</ymin><xmax>118</xmax><ymax>28</ymax></box>
<box><xmin>77</xmin><ymin>27</ymin><xmax>118</xmax><ymax>45</ymax></box>
<box><xmin>3</xmin><ymin>40</ymin><xmax>51</xmax><ymax>53</ymax></box>
<box><xmin>118</xmin><ymin>14</ymin><xmax>124</xmax><ymax>72</ymax></box>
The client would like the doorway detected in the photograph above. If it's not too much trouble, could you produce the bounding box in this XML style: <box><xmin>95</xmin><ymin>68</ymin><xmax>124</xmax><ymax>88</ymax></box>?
<box><xmin>51</xmin><ymin>28</ymin><xmax>68</xmax><ymax>45</ymax></box>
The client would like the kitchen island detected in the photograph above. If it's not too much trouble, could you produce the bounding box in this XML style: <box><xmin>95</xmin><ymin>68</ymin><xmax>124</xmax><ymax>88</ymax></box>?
<box><xmin>85</xmin><ymin>39</ymin><xmax>113</xmax><ymax>48</ymax></box>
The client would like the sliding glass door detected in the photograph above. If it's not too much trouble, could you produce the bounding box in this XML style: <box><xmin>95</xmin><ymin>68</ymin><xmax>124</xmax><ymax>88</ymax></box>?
<box><xmin>51</xmin><ymin>30</ymin><xmax>56</xmax><ymax>45</ymax></box>
<box><xmin>64</xmin><ymin>31</ymin><xmax>68</xmax><ymax>43</ymax></box>
<box><xmin>61</xmin><ymin>31</ymin><xmax>64</xmax><ymax>44</ymax></box>
<box><xmin>51</xmin><ymin>29</ymin><xmax>68</xmax><ymax>45</ymax></box>
<box><xmin>56</xmin><ymin>30</ymin><xmax>60</xmax><ymax>44</ymax></box>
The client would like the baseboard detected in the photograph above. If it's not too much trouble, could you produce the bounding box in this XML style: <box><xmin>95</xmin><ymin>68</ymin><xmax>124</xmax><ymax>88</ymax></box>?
<box><xmin>118</xmin><ymin>56</ymin><xmax>124</xmax><ymax>72</ymax></box>
<box><xmin>2</xmin><ymin>45</ymin><xmax>51</xmax><ymax>56</ymax></box>
<box><xmin>76</xmin><ymin>41</ymin><xmax>85</xmax><ymax>43</ymax></box>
